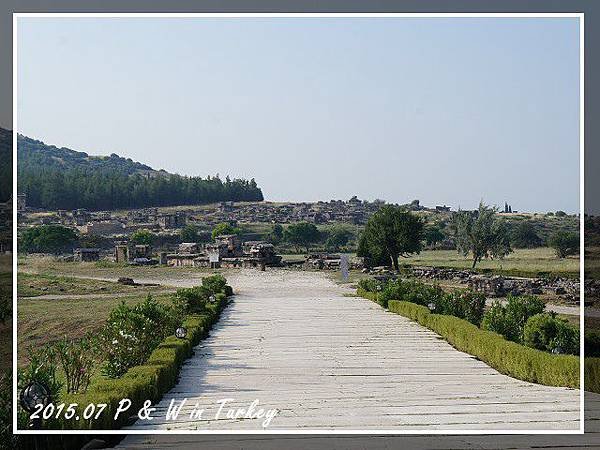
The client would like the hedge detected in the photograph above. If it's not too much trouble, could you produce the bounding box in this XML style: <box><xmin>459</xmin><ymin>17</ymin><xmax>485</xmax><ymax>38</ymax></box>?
<box><xmin>49</xmin><ymin>294</ymin><xmax>230</xmax><ymax>430</ymax></box>
<box><xmin>387</xmin><ymin>300</ymin><xmax>580</xmax><ymax>389</ymax></box>
<box><xmin>357</xmin><ymin>288</ymin><xmax>589</xmax><ymax>390</ymax></box>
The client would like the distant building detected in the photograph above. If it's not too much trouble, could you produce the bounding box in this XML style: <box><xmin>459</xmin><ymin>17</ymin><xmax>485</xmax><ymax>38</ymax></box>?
<box><xmin>74</xmin><ymin>248</ymin><xmax>100</xmax><ymax>262</ymax></box>
<box><xmin>435</xmin><ymin>205</ymin><xmax>451</xmax><ymax>212</ymax></box>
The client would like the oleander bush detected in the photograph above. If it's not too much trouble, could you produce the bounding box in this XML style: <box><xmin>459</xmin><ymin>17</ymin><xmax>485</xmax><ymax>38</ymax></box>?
<box><xmin>524</xmin><ymin>313</ymin><xmax>579</xmax><ymax>355</ymax></box>
<box><xmin>481</xmin><ymin>295</ymin><xmax>545</xmax><ymax>343</ymax></box>
<box><xmin>101</xmin><ymin>295</ymin><xmax>181</xmax><ymax>378</ymax></box>
<box><xmin>434</xmin><ymin>289</ymin><xmax>485</xmax><ymax>326</ymax></box>
<box><xmin>54</xmin><ymin>334</ymin><xmax>99</xmax><ymax>394</ymax></box>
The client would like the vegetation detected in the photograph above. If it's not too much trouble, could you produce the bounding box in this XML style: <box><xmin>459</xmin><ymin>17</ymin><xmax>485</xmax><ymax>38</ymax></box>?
<box><xmin>452</xmin><ymin>203</ymin><xmax>512</xmax><ymax>268</ymax></box>
<box><xmin>100</xmin><ymin>295</ymin><xmax>184</xmax><ymax>378</ymax></box>
<box><xmin>401</xmin><ymin>247</ymin><xmax>578</xmax><ymax>278</ymax></box>
<box><xmin>283</xmin><ymin>222</ymin><xmax>320</xmax><ymax>253</ymax></box>
<box><xmin>17</xmin><ymin>272</ymin><xmax>164</xmax><ymax>298</ymax></box>
<box><xmin>523</xmin><ymin>313</ymin><xmax>579</xmax><ymax>355</ymax></box>
<box><xmin>17</xmin><ymin>275</ymin><xmax>233</xmax><ymax>430</ymax></box>
<box><xmin>481</xmin><ymin>295</ymin><xmax>545</xmax><ymax>343</ymax></box>
<box><xmin>130</xmin><ymin>229</ymin><xmax>156</xmax><ymax>246</ymax></box>
<box><xmin>20</xmin><ymin>225</ymin><xmax>78</xmax><ymax>254</ymax></box>
<box><xmin>324</xmin><ymin>225</ymin><xmax>353</xmax><ymax>252</ymax></box>
<box><xmin>510</xmin><ymin>221</ymin><xmax>542</xmax><ymax>248</ymax></box>
<box><xmin>180</xmin><ymin>224</ymin><xmax>201</xmax><ymax>243</ymax></box>
<box><xmin>0</xmin><ymin>127</ymin><xmax>10</xmax><ymax>202</ymax></box>
<box><xmin>211</xmin><ymin>222</ymin><xmax>242</xmax><ymax>240</ymax></box>
<box><xmin>386</xmin><ymin>300</ymin><xmax>579</xmax><ymax>389</ymax></box>
<box><xmin>268</xmin><ymin>224</ymin><xmax>284</xmax><ymax>244</ymax></box>
<box><xmin>548</xmin><ymin>230</ymin><xmax>579</xmax><ymax>258</ymax></box>
<box><xmin>17</xmin><ymin>133</ymin><xmax>264</xmax><ymax>210</ymax></box>
<box><xmin>423</xmin><ymin>223</ymin><xmax>445</xmax><ymax>248</ymax></box>
<box><xmin>357</xmin><ymin>205</ymin><xmax>424</xmax><ymax>271</ymax></box>
<box><xmin>54</xmin><ymin>335</ymin><xmax>98</xmax><ymax>394</ymax></box>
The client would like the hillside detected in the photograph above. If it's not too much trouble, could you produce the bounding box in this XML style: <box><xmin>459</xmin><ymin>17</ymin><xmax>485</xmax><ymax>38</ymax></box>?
<box><xmin>0</xmin><ymin>128</ymin><xmax>11</xmax><ymax>202</ymax></box>
<box><xmin>17</xmin><ymin>133</ymin><xmax>163</xmax><ymax>177</ymax></box>
<box><xmin>14</xmin><ymin>129</ymin><xmax>264</xmax><ymax>211</ymax></box>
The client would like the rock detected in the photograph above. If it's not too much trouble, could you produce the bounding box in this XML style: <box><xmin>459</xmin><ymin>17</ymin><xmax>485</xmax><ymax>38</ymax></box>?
<box><xmin>117</xmin><ymin>277</ymin><xmax>136</xmax><ymax>286</ymax></box>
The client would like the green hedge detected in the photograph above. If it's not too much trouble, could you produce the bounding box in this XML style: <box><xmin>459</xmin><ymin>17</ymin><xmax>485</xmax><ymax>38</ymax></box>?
<box><xmin>357</xmin><ymin>287</ymin><xmax>600</xmax><ymax>392</ymax></box>
<box><xmin>386</xmin><ymin>300</ymin><xmax>580</xmax><ymax>389</ymax></box>
<box><xmin>50</xmin><ymin>295</ymin><xmax>230</xmax><ymax>430</ymax></box>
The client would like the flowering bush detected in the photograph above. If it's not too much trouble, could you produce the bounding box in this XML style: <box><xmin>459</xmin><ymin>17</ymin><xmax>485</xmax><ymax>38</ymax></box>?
<box><xmin>101</xmin><ymin>295</ymin><xmax>180</xmax><ymax>378</ymax></box>
<box><xmin>54</xmin><ymin>334</ymin><xmax>98</xmax><ymax>394</ymax></box>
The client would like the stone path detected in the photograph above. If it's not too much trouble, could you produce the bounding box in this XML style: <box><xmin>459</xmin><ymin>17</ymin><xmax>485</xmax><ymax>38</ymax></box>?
<box><xmin>118</xmin><ymin>269</ymin><xmax>580</xmax><ymax>438</ymax></box>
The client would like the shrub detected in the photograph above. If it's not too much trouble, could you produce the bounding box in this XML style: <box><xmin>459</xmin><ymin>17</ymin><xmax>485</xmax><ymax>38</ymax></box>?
<box><xmin>436</xmin><ymin>290</ymin><xmax>485</xmax><ymax>326</ymax></box>
<box><xmin>18</xmin><ymin>345</ymin><xmax>63</xmax><ymax>402</ymax></box>
<box><xmin>586</xmin><ymin>329</ymin><xmax>600</xmax><ymax>357</ymax></box>
<box><xmin>403</xmin><ymin>280</ymin><xmax>445</xmax><ymax>308</ymax></box>
<box><xmin>54</xmin><ymin>334</ymin><xmax>98</xmax><ymax>394</ymax></box>
<box><xmin>481</xmin><ymin>295</ymin><xmax>545</xmax><ymax>343</ymax></box>
<box><xmin>357</xmin><ymin>278</ymin><xmax>382</xmax><ymax>293</ymax></box>
<box><xmin>18</xmin><ymin>345</ymin><xmax>63</xmax><ymax>428</ymax></box>
<box><xmin>101</xmin><ymin>296</ymin><xmax>180</xmax><ymax>378</ymax></box>
<box><xmin>524</xmin><ymin>313</ymin><xmax>579</xmax><ymax>355</ymax></box>
<box><xmin>481</xmin><ymin>301</ymin><xmax>521</xmax><ymax>342</ymax></box>
<box><xmin>175</xmin><ymin>286</ymin><xmax>211</xmax><ymax>312</ymax></box>
<box><xmin>55</xmin><ymin>295</ymin><xmax>230</xmax><ymax>430</ymax></box>
<box><xmin>388</xmin><ymin>300</ymin><xmax>579</xmax><ymax>389</ymax></box>
<box><xmin>378</xmin><ymin>279</ymin><xmax>409</xmax><ymax>308</ymax></box>
<box><xmin>548</xmin><ymin>231</ymin><xmax>579</xmax><ymax>258</ymax></box>
<box><xmin>201</xmin><ymin>274</ymin><xmax>228</xmax><ymax>294</ymax></box>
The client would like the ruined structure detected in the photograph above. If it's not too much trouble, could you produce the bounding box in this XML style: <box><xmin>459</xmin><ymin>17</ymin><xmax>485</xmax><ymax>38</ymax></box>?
<box><xmin>73</xmin><ymin>248</ymin><xmax>100</xmax><ymax>262</ymax></box>
<box><xmin>167</xmin><ymin>235</ymin><xmax>281</xmax><ymax>269</ymax></box>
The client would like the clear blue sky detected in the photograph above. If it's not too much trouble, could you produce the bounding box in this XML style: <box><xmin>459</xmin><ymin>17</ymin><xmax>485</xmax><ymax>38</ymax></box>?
<box><xmin>17</xmin><ymin>17</ymin><xmax>580</xmax><ymax>213</ymax></box>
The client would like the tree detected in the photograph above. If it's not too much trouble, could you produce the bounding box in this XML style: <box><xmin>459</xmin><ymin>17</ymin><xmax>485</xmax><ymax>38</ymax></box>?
<box><xmin>180</xmin><ymin>224</ymin><xmax>200</xmax><ymax>243</ymax></box>
<box><xmin>130</xmin><ymin>229</ymin><xmax>156</xmax><ymax>246</ymax></box>
<box><xmin>211</xmin><ymin>222</ymin><xmax>241</xmax><ymax>240</ymax></box>
<box><xmin>548</xmin><ymin>231</ymin><xmax>579</xmax><ymax>258</ymax></box>
<box><xmin>283</xmin><ymin>222</ymin><xmax>320</xmax><ymax>253</ymax></box>
<box><xmin>268</xmin><ymin>224</ymin><xmax>284</xmax><ymax>245</ymax></box>
<box><xmin>555</xmin><ymin>210</ymin><xmax>567</xmax><ymax>217</ymax></box>
<box><xmin>325</xmin><ymin>225</ymin><xmax>353</xmax><ymax>252</ymax></box>
<box><xmin>510</xmin><ymin>221</ymin><xmax>542</xmax><ymax>248</ymax></box>
<box><xmin>423</xmin><ymin>224</ymin><xmax>445</xmax><ymax>248</ymax></box>
<box><xmin>452</xmin><ymin>202</ymin><xmax>512</xmax><ymax>269</ymax></box>
<box><xmin>20</xmin><ymin>225</ymin><xmax>78</xmax><ymax>254</ymax></box>
<box><xmin>357</xmin><ymin>205</ymin><xmax>424</xmax><ymax>271</ymax></box>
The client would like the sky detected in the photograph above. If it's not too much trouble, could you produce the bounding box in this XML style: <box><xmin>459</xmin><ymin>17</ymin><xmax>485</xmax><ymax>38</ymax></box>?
<box><xmin>16</xmin><ymin>16</ymin><xmax>581</xmax><ymax>213</ymax></box>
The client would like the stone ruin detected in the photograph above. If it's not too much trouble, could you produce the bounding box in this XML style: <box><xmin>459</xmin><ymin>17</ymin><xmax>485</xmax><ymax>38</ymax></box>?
<box><xmin>302</xmin><ymin>254</ymin><xmax>364</xmax><ymax>270</ymax></box>
<box><xmin>166</xmin><ymin>235</ymin><xmax>282</xmax><ymax>269</ymax></box>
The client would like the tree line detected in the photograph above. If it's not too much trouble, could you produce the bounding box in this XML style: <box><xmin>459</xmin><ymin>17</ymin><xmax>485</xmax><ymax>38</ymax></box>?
<box><xmin>18</xmin><ymin>167</ymin><xmax>263</xmax><ymax>211</ymax></box>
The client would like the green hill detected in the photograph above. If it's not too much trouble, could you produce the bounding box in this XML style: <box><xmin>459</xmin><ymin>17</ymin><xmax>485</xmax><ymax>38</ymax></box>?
<box><xmin>13</xmin><ymin>129</ymin><xmax>264</xmax><ymax>211</ymax></box>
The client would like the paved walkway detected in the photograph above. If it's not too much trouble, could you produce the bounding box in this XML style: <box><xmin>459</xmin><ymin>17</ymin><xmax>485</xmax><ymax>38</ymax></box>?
<box><xmin>119</xmin><ymin>270</ymin><xmax>580</xmax><ymax>438</ymax></box>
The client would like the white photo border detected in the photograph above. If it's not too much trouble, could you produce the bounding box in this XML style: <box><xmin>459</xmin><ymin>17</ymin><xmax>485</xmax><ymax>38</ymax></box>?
<box><xmin>12</xmin><ymin>11</ymin><xmax>586</xmax><ymax>435</ymax></box>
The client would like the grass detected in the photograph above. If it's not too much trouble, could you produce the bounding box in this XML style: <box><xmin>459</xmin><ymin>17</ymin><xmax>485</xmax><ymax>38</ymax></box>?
<box><xmin>17</xmin><ymin>272</ymin><xmax>166</xmax><ymax>297</ymax></box>
<box><xmin>402</xmin><ymin>247</ymin><xmax>579</xmax><ymax>278</ymax></box>
<box><xmin>18</xmin><ymin>254</ymin><xmax>226</xmax><ymax>280</ymax></box>
<box><xmin>17</xmin><ymin>292</ymin><xmax>173</xmax><ymax>367</ymax></box>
